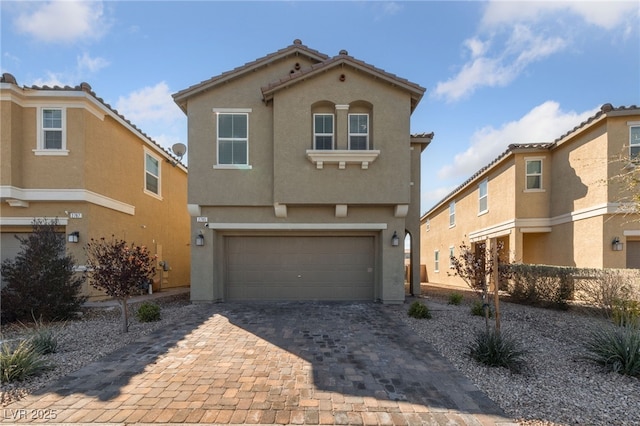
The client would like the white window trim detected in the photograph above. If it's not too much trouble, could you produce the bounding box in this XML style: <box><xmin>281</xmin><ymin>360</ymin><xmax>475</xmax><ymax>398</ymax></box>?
<box><xmin>449</xmin><ymin>246</ymin><xmax>455</xmax><ymax>269</ymax></box>
<box><xmin>213</xmin><ymin>108</ymin><xmax>252</xmax><ymax>169</ymax></box>
<box><xmin>524</xmin><ymin>157</ymin><xmax>545</xmax><ymax>192</ymax></box>
<box><xmin>478</xmin><ymin>179</ymin><xmax>488</xmax><ymax>215</ymax></box>
<box><xmin>144</xmin><ymin>149</ymin><xmax>162</xmax><ymax>199</ymax></box>
<box><xmin>629</xmin><ymin>124</ymin><xmax>640</xmax><ymax>160</ymax></box>
<box><xmin>434</xmin><ymin>250</ymin><xmax>440</xmax><ymax>273</ymax></box>
<box><xmin>348</xmin><ymin>113</ymin><xmax>369</xmax><ymax>150</ymax></box>
<box><xmin>34</xmin><ymin>107</ymin><xmax>69</xmax><ymax>156</ymax></box>
<box><xmin>449</xmin><ymin>201</ymin><xmax>456</xmax><ymax>228</ymax></box>
<box><xmin>313</xmin><ymin>113</ymin><xmax>334</xmax><ymax>150</ymax></box>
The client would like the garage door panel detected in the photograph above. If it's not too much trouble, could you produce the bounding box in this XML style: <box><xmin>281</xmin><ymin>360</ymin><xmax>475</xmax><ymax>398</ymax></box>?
<box><xmin>226</xmin><ymin>236</ymin><xmax>374</xmax><ymax>301</ymax></box>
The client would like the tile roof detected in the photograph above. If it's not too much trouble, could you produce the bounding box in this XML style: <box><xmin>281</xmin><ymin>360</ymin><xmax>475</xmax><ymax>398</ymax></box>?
<box><xmin>1</xmin><ymin>73</ymin><xmax>186</xmax><ymax>168</ymax></box>
<box><xmin>552</xmin><ymin>103</ymin><xmax>640</xmax><ymax>145</ymax></box>
<box><xmin>172</xmin><ymin>39</ymin><xmax>329</xmax><ymax>110</ymax></box>
<box><xmin>173</xmin><ymin>39</ymin><xmax>426</xmax><ymax>113</ymax></box>
<box><xmin>421</xmin><ymin>103</ymin><xmax>640</xmax><ymax>220</ymax></box>
<box><xmin>261</xmin><ymin>48</ymin><xmax>426</xmax><ymax>110</ymax></box>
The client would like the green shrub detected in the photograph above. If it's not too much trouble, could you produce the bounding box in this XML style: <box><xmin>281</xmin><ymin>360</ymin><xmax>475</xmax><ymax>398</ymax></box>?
<box><xmin>1</xmin><ymin>340</ymin><xmax>49</xmax><ymax>383</ymax></box>
<box><xmin>407</xmin><ymin>301</ymin><xmax>432</xmax><ymax>319</ymax></box>
<box><xmin>27</xmin><ymin>325</ymin><xmax>58</xmax><ymax>355</ymax></box>
<box><xmin>136</xmin><ymin>302</ymin><xmax>161</xmax><ymax>322</ymax></box>
<box><xmin>583</xmin><ymin>323</ymin><xmax>640</xmax><ymax>377</ymax></box>
<box><xmin>1</xmin><ymin>219</ymin><xmax>86</xmax><ymax>323</ymax></box>
<box><xmin>471</xmin><ymin>300</ymin><xmax>493</xmax><ymax>318</ymax></box>
<box><xmin>503</xmin><ymin>264</ymin><xmax>574</xmax><ymax>309</ymax></box>
<box><xmin>469</xmin><ymin>328</ymin><xmax>526</xmax><ymax>373</ymax></box>
<box><xmin>611</xmin><ymin>299</ymin><xmax>640</xmax><ymax>328</ymax></box>
<box><xmin>448</xmin><ymin>292</ymin><xmax>463</xmax><ymax>305</ymax></box>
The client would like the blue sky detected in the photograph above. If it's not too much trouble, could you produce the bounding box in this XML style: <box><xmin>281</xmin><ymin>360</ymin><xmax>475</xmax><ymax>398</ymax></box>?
<box><xmin>2</xmin><ymin>1</ymin><xmax>639</xmax><ymax>214</ymax></box>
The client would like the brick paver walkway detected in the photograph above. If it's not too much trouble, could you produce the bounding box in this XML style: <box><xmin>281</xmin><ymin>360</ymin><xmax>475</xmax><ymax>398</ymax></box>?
<box><xmin>3</xmin><ymin>302</ymin><xmax>517</xmax><ymax>425</ymax></box>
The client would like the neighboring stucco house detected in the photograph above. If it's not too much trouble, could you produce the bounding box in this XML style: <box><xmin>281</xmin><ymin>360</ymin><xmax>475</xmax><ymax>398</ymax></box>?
<box><xmin>0</xmin><ymin>73</ymin><xmax>190</xmax><ymax>299</ymax></box>
<box><xmin>421</xmin><ymin>104</ymin><xmax>640</xmax><ymax>289</ymax></box>
<box><xmin>173</xmin><ymin>39</ymin><xmax>432</xmax><ymax>303</ymax></box>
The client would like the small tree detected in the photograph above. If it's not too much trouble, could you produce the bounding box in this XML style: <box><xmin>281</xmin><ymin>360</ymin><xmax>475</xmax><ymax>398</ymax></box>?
<box><xmin>450</xmin><ymin>240</ymin><xmax>506</xmax><ymax>331</ymax></box>
<box><xmin>84</xmin><ymin>237</ymin><xmax>156</xmax><ymax>333</ymax></box>
<box><xmin>1</xmin><ymin>219</ymin><xmax>86</xmax><ymax>323</ymax></box>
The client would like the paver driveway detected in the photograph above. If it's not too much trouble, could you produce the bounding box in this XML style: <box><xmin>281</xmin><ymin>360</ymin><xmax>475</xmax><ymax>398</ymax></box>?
<box><xmin>4</xmin><ymin>301</ymin><xmax>517</xmax><ymax>425</ymax></box>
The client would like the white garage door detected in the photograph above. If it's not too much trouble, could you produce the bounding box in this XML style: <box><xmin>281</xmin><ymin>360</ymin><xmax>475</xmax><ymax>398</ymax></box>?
<box><xmin>226</xmin><ymin>236</ymin><xmax>375</xmax><ymax>301</ymax></box>
<box><xmin>627</xmin><ymin>241</ymin><xmax>640</xmax><ymax>269</ymax></box>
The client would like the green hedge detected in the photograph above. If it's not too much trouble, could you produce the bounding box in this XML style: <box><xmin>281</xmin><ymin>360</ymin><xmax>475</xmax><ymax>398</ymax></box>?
<box><xmin>501</xmin><ymin>264</ymin><xmax>575</xmax><ymax>309</ymax></box>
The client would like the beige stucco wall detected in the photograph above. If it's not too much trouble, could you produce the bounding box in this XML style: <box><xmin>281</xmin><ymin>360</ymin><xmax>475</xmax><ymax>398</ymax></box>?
<box><xmin>183</xmin><ymin>49</ymin><xmax>421</xmax><ymax>303</ymax></box>
<box><xmin>1</xmin><ymin>85</ymin><xmax>190</xmax><ymax>299</ymax></box>
<box><xmin>421</xmin><ymin>109</ymin><xmax>640</xmax><ymax>288</ymax></box>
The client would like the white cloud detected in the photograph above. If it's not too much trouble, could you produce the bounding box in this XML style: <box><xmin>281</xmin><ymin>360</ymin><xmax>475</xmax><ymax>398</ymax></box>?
<box><xmin>115</xmin><ymin>82</ymin><xmax>178</xmax><ymax>124</ymax></box>
<box><xmin>482</xmin><ymin>1</ymin><xmax>638</xmax><ymax>30</ymax></box>
<box><xmin>30</xmin><ymin>72</ymin><xmax>69</xmax><ymax>88</ymax></box>
<box><xmin>437</xmin><ymin>101</ymin><xmax>599</xmax><ymax>180</ymax></box>
<box><xmin>14</xmin><ymin>1</ymin><xmax>109</xmax><ymax>44</ymax></box>
<box><xmin>434</xmin><ymin>0</ymin><xmax>636</xmax><ymax>102</ymax></box>
<box><xmin>434</xmin><ymin>25</ymin><xmax>567</xmax><ymax>102</ymax></box>
<box><xmin>77</xmin><ymin>52</ymin><xmax>109</xmax><ymax>73</ymax></box>
<box><xmin>422</xmin><ymin>186</ymin><xmax>457</xmax><ymax>210</ymax></box>
<box><xmin>115</xmin><ymin>82</ymin><xmax>186</xmax><ymax>151</ymax></box>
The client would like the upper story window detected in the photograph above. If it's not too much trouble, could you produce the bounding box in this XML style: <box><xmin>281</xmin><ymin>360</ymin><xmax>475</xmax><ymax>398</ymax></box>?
<box><xmin>217</xmin><ymin>112</ymin><xmax>248</xmax><ymax>166</ymax></box>
<box><xmin>144</xmin><ymin>151</ymin><xmax>161</xmax><ymax>197</ymax></box>
<box><xmin>449</xmin><ymin>201</ymin><xmax>456</xmax><ymax>227</ymax></box>
<box><xmin>630</xmin><ymin>126</ymin><xmax>640</xmax><ymax>160</ymax></box>
<box><xmin>349</xmin><ymin>114</ymin><xmax>369</xmax><ymax>150</ymax></box>
<box><xmin>34</xmin><ymin>107</ymin><xmax>67</xmax><ymax>155</ymax></box>
<box><xmin>525</xmin><ymin>159</ymin><xmax>543</xmax><ymax>190</ymax></box>
<box><xmin>478</xmin><ymin>179</ymin><xmax>488</xmax><ymax>214</ymax></box>
<box><xmin>314</xmin><ymin>114</ymin><xmax>334</xmax><ymax>150</ymax></box>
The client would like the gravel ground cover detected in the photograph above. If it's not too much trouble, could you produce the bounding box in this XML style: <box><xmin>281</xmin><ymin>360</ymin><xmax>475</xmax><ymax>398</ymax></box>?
<box><xmin>2</xmin><ymin>290</ymin><xmax>639</xmax><ymax>425</ymax></box>
<box><xmin>398</xmin><ymin>290</ymin><xmax>640</xmax><ymax>426</ymax></box>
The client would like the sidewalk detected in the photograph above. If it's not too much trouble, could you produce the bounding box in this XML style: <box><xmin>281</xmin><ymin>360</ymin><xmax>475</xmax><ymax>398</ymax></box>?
<box><xmin>82</xmin><ymin>286</ymin><xmax>190</xmax><ymax>308</ymax></box>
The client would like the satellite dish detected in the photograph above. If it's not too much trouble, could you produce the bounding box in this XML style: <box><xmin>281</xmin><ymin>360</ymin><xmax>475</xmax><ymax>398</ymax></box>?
<box><xmin>171</xmin><ymin>143</ymin><xmax>187</xmax><ymax>159</ymax></box>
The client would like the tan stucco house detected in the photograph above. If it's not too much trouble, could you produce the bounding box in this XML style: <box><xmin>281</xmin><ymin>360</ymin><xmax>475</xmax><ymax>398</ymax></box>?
<box><xmin>421</xmin><ymin>104</ymin><xmax>640</xmax><ymax>289</ymax></box>
<box><xmin>0</xmin><ymin>73</ymin><xmax>190</xmax><ymax>299</ymax></box>
<box><xmin>173</xmin><ymin>39</ymin><xmax>432</xmax><ymax>303</ymax></box>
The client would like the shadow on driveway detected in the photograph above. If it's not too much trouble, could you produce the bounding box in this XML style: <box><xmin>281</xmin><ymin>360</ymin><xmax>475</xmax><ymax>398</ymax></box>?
<box><xmin>8</xmin><ymin>301</ymin><xmax>516</xmax><ymax>425</ymax></box>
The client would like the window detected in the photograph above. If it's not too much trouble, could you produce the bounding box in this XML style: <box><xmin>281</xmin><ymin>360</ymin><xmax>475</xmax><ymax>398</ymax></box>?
<box><xmin>630</xmin><ymin>126</ymin><xmax>640</xmax><ymax>160</ymax></box>
<box><xmin>217</xmin><ymin>113</ymin><xmax>248</xmax><ymax>165</ymax></box>
<box><xmin>314</xmin><ymin>114</ymin><xmax>334</xmax><ymax>150</ymax></box>
<box><xmin>349</xmin><ymin>114</ymin><xmax>369</xmax><ymax>150</ymax></box>
<box><xmin>526</xmin><ymin>159</ymin><xmax>543</xmax><ymax>190</ymax></box>
<box><xmin>35</xmin><ymin>108</ymin><xmax>67</xmax><ymax>155</ymax></box>
<box><xmin>449</xmin><ymin>201</ymin><xmax>456</xmax><ymax>227</ymax></box>
<box><xmin>43</xmin><ymin>109</ymin><xmax>63</xmax><ymax>149</ymax></box>
<box><xmin>449</xmin><ymin>246</ymin><xmax>455</xmax><ymax>269</ymax></box>
<box><xmin>478</xmin><ymin>179</ymin><xmax>488</xmax><ymax>214</ymax></box>
<box><xmin>434</xmin><ymin>250</ymin><xmax>440</xmax><ymax>272</ymax></box>
<box><xmin>425</xmin><ymin>219</ymin><xmax>430</xmax><ymax>232</ymax></box>
<box><xmin>145</xmin><ymin>152</ymin><xmax>160</xmax><ymax>196</ymax></box>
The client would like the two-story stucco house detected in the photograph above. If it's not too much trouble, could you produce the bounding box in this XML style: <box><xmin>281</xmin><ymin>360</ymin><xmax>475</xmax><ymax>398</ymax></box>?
<box><xmin>421</xmin><ymin>104</ymin><xmax>640</xmax><ymax>289</ymax></box>
<box><xmin>0</xmin><ymin>73</ymin><xmax>190</xmax><ymax>299</ymax></box>
<box><xmin>173</xmin><ymin>40</ymin><xmax>432</xmax><ymax>303</ymax></box>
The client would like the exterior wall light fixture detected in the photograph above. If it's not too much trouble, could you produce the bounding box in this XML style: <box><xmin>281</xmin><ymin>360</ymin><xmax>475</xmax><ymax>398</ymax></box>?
<box><xmin>391</xmin><ymin>231</ymin><xmax>399</xmax><ymax>247</ymax></box>
<box><xmin>195</xmin><ymin>230</ymin><xmax>205</xmax><ymax>247</ymax></box>
<box><xmin>612</xmin><ymin>237</ymin><xmax>623</xmax><ymax>251</ymax></box>
<box><xmin>68</xmin><ymin>231</ymin><xmax>79</xmax><ymax>243</ymax></box>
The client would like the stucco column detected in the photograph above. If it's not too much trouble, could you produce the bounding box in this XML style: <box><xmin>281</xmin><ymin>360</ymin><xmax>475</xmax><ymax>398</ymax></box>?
<box><xmin>335</xmin><ymin>105</ymin><xmax>349</xmax><ymax>150</ymax></box>
<box><xmin>510</xmin><ymin>229</ymin><xmax>522</xmax><ymax>263</ymax></box>
<box><xmin>190</xmin><ymin>224</ymin><xmax>215</xmax><ymax>302</ymax></box>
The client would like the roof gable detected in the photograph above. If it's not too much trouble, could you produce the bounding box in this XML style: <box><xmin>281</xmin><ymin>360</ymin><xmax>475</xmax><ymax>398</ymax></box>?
<box><xmin>261</xmin><ymin>50</ymin><xmax>425</xmax><ymax>112</ymax></box>
<box><xmin>172</xmin><ymin>39</ymin><xmax>329</xmax><ymax>112</ymax></box>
